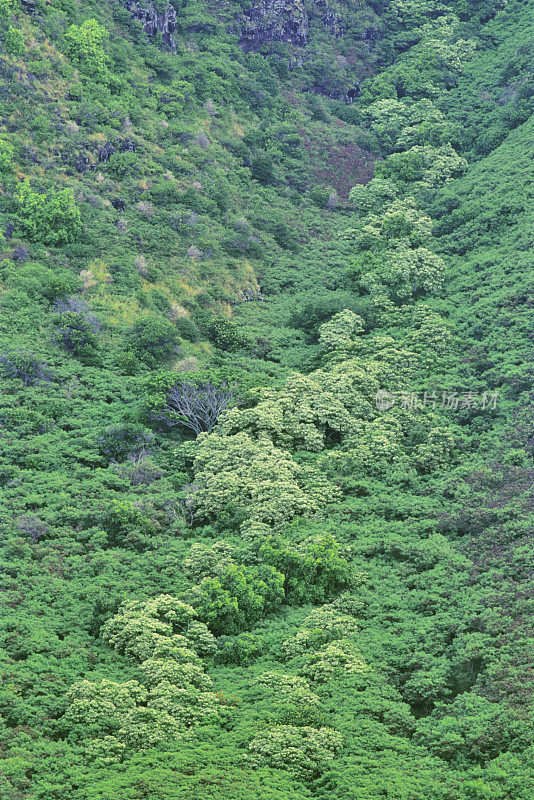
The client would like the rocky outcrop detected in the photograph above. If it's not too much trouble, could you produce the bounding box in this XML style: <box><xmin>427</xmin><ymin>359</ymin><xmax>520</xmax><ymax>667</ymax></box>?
<box><xmin>239</xmin><ymin>0</ymin><xmax>343</xmax><ymax>50</ymax></box>
<box><xmin>240</xmin><ymin>0</ymin><xmax>309</xmax><ymax>48</ymax></box>
<box><xmin>122</xmin><ymin>1</ymin><xmax>178</xmax><ymax>51</ymax></box>
<box><xmin>316</xmin><ymin>0</ymin><xmax>344</xmax><ymax>37</ymax></box>
<box><xmin>237</xmin><ymin>285</ymin><xmax>264</xmax><ymax>302</ymax></box>
<box><xmin>96</xmin><ymin>138</ymin><xmax>137</xmax><ymax>164</ymax></box>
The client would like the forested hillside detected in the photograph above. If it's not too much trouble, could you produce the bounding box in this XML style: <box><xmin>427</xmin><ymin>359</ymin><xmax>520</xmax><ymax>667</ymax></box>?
<box><xmin>0</xmin><ymin>0</ymin><xmax>532</xmax><ymax>797</ymax></box>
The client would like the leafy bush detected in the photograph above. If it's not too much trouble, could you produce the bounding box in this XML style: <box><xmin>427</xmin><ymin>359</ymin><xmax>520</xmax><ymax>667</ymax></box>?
<box><xmin>215</xmin><ymin>632</ymin><xmax>264</xmax><ymax>665</ymax></box>
<box><xmin>0</xmin><ymin>350</ymin><xmax>50</xmax><ymax>385</ymax></box>
<box><xmin>204</xmin><ymin>317</ymin><xmax>249</xmax><ymax>351</ymax></box>
<box><xmin>11</xmin><ymin>264</ymin><xmax>77</xmax><ymax>301</ymax></box>
<box><xmin>64</xmin><ymin>19</ymin><xmax>108</xmax><ymax>76</ymax></box>
<box><xmin>250</xmin><ymin>155</ymin><xmax>276</xmax><ymax>184</ymax></box>
<box><xmin>53</xmin><ymin>298</ymin><xmax>100</xmax><ymax>360</ymax></box>
<box><xmin>174</xmin><ymin>316</ymin><xmax>199</xmax><ymax>341</ymax></box>
<box><xmin>98</xmin><ymin>501</ymin><xmax>153</xmax><ymax>549</ymax></box>
<box><xmin>106</xmin><ymin>151</ymin><xmax>140</xmax><ymax>179</ymax></box>
<box><xmin>53</xmin><ymin>311</ymin><xmax>99</xmax><ymax>359</ymax></box>
<box><xmin>309</xmin><ymin>186</ymin><xmax>330</xmax><ymax>209</ymax></box>
<box><xmin>97</xmin><ymin>424</ymin><xmax>155</xmax><ymax>462</ymax></box>
<box><xmin>0</xmin><ymin>137</ymin><xmax>13</xmax><ymax>174</ymax></box>
<box><xmin>129</xmin><ymin>316</ymin><xmax>180</xmax><ymax>367</ymax></box>
<box><xmin>15</xmin><ymin>181</ymin><xmax>82</xmax><ymax>245</ymax></box>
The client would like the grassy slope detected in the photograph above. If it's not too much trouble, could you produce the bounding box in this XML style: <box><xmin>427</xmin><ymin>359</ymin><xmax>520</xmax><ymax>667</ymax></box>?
<box><xmin>0</xmin><ymin>1</ymin><xmax>532</xmax><ymax>798</ymax></box>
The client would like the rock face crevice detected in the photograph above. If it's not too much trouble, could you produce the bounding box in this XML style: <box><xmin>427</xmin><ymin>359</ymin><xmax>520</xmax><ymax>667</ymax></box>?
<box><xmin>123</xmin><ymin>1</ymin><xmax>178</xmax><ymax>50</ymax></box>
<box><xmin>239</xmin><ymin>0</ymin><xmax>344</xmax><ymax>50</ymax></box>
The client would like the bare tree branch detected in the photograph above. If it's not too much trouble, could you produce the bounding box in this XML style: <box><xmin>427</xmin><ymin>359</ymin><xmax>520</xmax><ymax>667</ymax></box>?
<box><xmin>150</xmin><ymin>378</ymin><xmax>242</xmax><ymax>435</ymax></box>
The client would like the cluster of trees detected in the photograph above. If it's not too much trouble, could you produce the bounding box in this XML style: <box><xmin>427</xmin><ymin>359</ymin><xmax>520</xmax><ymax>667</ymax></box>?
<box><xmin>64</xmin><ymin>595</ymin><xmax>220</xmax><ymax>759</ymax></box>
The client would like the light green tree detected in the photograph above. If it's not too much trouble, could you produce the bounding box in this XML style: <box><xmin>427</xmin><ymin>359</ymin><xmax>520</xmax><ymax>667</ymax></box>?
<box><xmin>417</xmin><ymin>15</ymin><xmax>476</xmax><ymax>73</ymax></box>
<box><xmin>217</xmin><ymin>364</ymin><xmax>375</xmax><ymax>452</ymax></box>
<box><xmin>64</xmin><ymin>594</ymin><xmax>222</xmax><ymax>757</ymax></box>
<box><xmin>344</xmin><ymin>197</ymin><xmax>433</xmax><ymax>250</ymax></box>
<box><xmin>397</xmin><ymin>100</ymin><xmax>456</xmax><ymax>148</ymax></box>
<box><xmin>361</xmin><ymin>244</ymin><xmax>446</xmax><ymax>304</ymax></box>
<box><xmin>186</xmin><ymin>431</ymin><xmax>341</xmax><ymax>526</ymax></box>
<box><xmin>376</xmin><ymin>144</ymin><xmax>467</xmax><ymax>188</ymax></box>
<box><xmin>185</xmin><ymin>560</ymin><xmax>285</xmax><ymax>634</ymax></box>
<box><xmin>16</xmin><ymin>180</ymin><xmax>82</xmax><ymax>245</ymax></box>
<box><xmin>363</xmin><ymin>99</ymin><xmax>409</xmax><ymax>152</ymax></box>
<box><xmin>0</xmin><ymin>138</ymin><xmax>13</xmax><ymax>174</ymax></box>
<box><xmin>319</xmin><ymin>416</ymin><xmax>409</xmax><ymax>478</ymax></box>
<box><xmin>318</xmin><ymin>308</ymin><xmax>365</xmax><ymax>356</ymax></box>
<box><xmin>64</xmin><ymin>678</ymin><xmax>146</xmax><ymax>731</ymax></box>
<box><xmin>407</xmin><ymin>304</ymin><xmax>455</xmax><ymax>357</ymax></box>
<box><xmin>254</xmin><ymin>672</ymin><xmax>321</xmax><ymax>707</ymax></box>
<box><xmin>349</xmin><ymin>177</ymin><xmax>399</xmax><ymax>214</ymax></box>
<box><xmin>301</xmin><ymin>639</ymin><xmax>371</xmax><ymax>683</ymax></box>
<box><xmin>248</xmin><ymin>725</ymin><xmax>343</xmax><ymax>778</ymax></box>
<box><xmin>281</xmin><ymin>606</ymin><xmax>361</xmax><ymax>658</ymax></box>
<box><xmin>65</xmin><ymin>19</ymin><xmax>109</xmax><ymax>76</ymax></box>
<box><xmin>101</xmin><ymin>595</ymin><xmax>214</xmax><ymax>659</ymax></box>
<box><xmin>5</xmin><ymin>25</ymin><xmax>24</xmax><ymax>55</ymax></box>
<box><xmin>413</xmin><ymin>427</ymin><xmax>455</xmax><ymax>472</ymax></box>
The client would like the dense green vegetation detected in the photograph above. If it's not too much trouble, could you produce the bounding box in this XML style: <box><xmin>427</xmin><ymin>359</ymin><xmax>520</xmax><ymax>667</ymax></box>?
<box><xmin>0</xmin><ymin>0</ymin><xmax>532</xmax><ymax>797</ymax></box>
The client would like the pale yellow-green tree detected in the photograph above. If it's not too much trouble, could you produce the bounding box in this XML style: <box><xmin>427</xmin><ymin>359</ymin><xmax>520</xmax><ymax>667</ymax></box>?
<box><xmin>101</xmin><ymin>594</ymin><xmax>215</xmax><ymax>659</ymax></box>
<box><xmin>254</xmin><ymin>672</ymin><xmax>321</xmax><ymax>707</ymax></box>
<box><xmin>318</xmin><ymin>416</ymin><xmax>409</xmax><ymax>478</ymax></box>
<box><xmin>349</xmin><ymin>177</ymin><xmax>399</xmax><ymax>214</ymax></box>
<box><xmin>147</xmin><ymin>679</ymin><xmax>221</xmax><ymax>727</ymax></box>
<box><xmin>216</xmin><ymin>353</ymin><xmax>383</xmax><ymax>452</ymax></box>
<box><xmin>397</xmin><ymin>100</ymin><xmax>456</xmax><ymax>148</ymax></box>
<box><xmin>247</xmin><ymin>725</ymin><xmax>343</xmax><ymax>778</ymax></box>
<box><xmin>377</xmin><ymin>144</ymin><xmax>467</xmax><ymax>188</ymax></box>
<box><xmin>413</xmin><ymin>427</ymin><xmax>456</xmax><ymax>472</ymax></box>
<box><xmin>301</xmin><ymin>639</ymin><xmax>371</xmax><ymax>683</ymax></box>
<box><xmin>186</xmin><ymin>431</ymin><xmax>341</xmax><ymax>526</ymax></box>
<box><xmin>343</xmin><ymin>197</ymin><xmax>433</xmax><ymax>250</ymax></box>
<box><xmin>65</xmin><ymin>594</ymin><xmax>221</xmax><ymax>757</ymax></box>
<box><xmin>318</xmin><ymin>308</ymin><xmax>365</xmax><ymax>356</ymax></box>
<box><xmin>281</xmin><ymin>605</ymin><xmax>361</xmax><ymax>658</ymax></box>
<box><xmin>360</xmin><ymin>244</ymin><xmax>446</xmax><ymax>304</ymax></box>
<box><xmin>64</xmin><ymin>678</ymin><xmax>146</xmax><ymax>731</ymax></box>
<box><xmin>417</xmin><ymin>15</ymin><xmax>476</xmax><ymax>73</ymax></box>
<box><xmin>407</xmin><ymin>304</ymin><xmax>455</xmax><ymax>358</ymax></box>
<box><xmin>182</xmin><ymin>540</ymin><xmax>238</xmax><ymax>582</ymax></box>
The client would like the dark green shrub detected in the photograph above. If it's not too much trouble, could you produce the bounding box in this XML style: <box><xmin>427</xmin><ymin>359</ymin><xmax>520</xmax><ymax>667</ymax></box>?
<box><xmin>129</xmin><ymin>315</ymin><xmax>180</xmax><ymax>367</ymax></box>
<box><xmin>53</xmin><ymin>311</ymin><xmax>99</xmax><ymax>360</ymax></box>
<box><xmin>0</xmin><ymin>351</ymin><xmax>50</xmax><ymax>385</ymax></box>
<box><xmin>215</xmin><ymin>632</ymin><xmax>264</xmax><ymax>665</ymax></box>
<box><xmin>251</xmin><ymin>212</ymin><xmax>300</xmax><ymax>251</ymax></box>
<box><xmin>250</xmin><ymin>154</ymin><xmax>276</xmax><ymax>184</ymax></box>
<box><xmin>309</xmin><ymin>186</ymin><xmax>331</xmax><ymax>209</ymax></box>
<box><xmin>221</xmin><ymin>234</ymin><xmax>264</xmax><ymax>259</ymax></box>
<box><xmin>205</xmin><ymin>317</ymin><xmax>249</xmax><ymax>351</ymax></box>
<box><xmin>11</xmin><ymin>264</ymin><xmax>77</xmax><ymax>301</ymax></box>
<box><xmin>98</xmin><ymin>501</ymin><xmax>153</xmax><ymax>550</ymax></box>
<box><xmin>105</xmin><ymin>151</ymin><xmax>140</xmax><ymax>178</ymax></box>
<box><xmin>97</xmin><ymin>423</ymin><xmax>154</xmax><ymax>462</ymax></box>
<box><xmin>174</xmin><ymin>316</ymin><xmax>199</xmax><ymax>341</ymax></box>
<box><xmin>52</xmin><ymin>296</ymin><xmax>100</xmax><ymax>361</ymax></box>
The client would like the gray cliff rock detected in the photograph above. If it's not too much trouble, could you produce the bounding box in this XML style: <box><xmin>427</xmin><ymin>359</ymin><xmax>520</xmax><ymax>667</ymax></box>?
<box><xmin>123</xmin><ymin>1</ymin><xmax>178</xmax><ymax>50</ymax></box>
<box><xmin>239</xmin><ymin>0</ymin><xmax>343</xmax><ymax>50</ymax></box>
